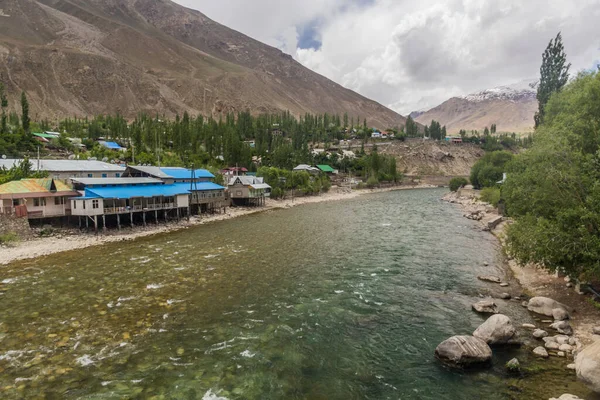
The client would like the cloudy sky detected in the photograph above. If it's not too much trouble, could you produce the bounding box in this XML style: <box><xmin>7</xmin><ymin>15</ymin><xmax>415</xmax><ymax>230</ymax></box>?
<box><xmin>174</xmin><ymin>0</ymin><xmax>600</xmax><ymax>115</ymax></box>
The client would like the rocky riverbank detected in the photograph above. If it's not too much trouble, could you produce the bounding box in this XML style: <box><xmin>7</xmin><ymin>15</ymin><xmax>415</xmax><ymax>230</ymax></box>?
<box><xmin>443</xmin><ymin>190</ymin><xmax>600</xmax><ymax>400</ymax></box>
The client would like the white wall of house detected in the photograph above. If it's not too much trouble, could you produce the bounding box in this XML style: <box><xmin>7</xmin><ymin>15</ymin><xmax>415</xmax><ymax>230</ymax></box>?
<box><xmin>25</xmin><ymin>196</ymin><xmax>71</xmax><ymax>218</ymax></box>
<box><xmin>176</xmin><ymin>194</ymin><xmax>189</xmax><ymax>208</ymax></box>
<box><xmin>71</xmin><ymin>198</ymin><xmax>105</xmax><ymax>216</ymax></box>
<box><xmin>50</xmin><ymin>171</ymin><xmax>123</xmax><ymax>180</ymax></box>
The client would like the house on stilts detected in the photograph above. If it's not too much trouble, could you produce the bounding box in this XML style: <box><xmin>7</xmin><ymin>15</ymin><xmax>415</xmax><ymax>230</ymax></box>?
<box><xmin>70</xmin><ymin>178</ymin><xmax>191</xmax><ymax>231</ymax></box>
<box><xmin>122</xmin><ymin>166</ymin><xmax>227</xmax><ymax>214</ymax></box>
<box><xmin>228</xmin><ymin>176</ymin><xmax>271</xmax><ymax>206</ymax></box>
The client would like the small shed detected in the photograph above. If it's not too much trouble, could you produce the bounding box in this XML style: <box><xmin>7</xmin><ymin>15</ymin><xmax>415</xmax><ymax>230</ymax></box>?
<box><xmin>316</xmin><ymin>165</ymin><xmax>336</xmax><ymax>175</ymax></box>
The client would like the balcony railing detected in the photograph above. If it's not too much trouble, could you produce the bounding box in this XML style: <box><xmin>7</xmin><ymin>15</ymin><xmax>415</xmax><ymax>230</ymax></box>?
<box><xmin>102</xmin><ymin>203</ymin><xmax>176</xmax><ymax>215</ymax></box>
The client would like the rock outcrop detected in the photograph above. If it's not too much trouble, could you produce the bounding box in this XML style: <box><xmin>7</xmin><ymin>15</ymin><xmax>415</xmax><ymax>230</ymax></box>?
<box><xmin>435</xmin><ymin>335</ymin><xmax>492</xmax><ymax>366</ymax></box>
<box><xmin>527</xmin><ymin>297</ymin><xmax>571</xmax><ymax>318</ymax></box>
<box><xmin>576</xmin><ymin>341</ymin><xmax>600</xmax><ymax>393</ymax></box>
<box><xmin>472</xmin><ymin>300</ymin><xmax>498</xmax><ymax>314</ymax></box>
<box><xmin>473</xmin><ymin>314</ymin><xmax>518</xmax><ymax>345</ymax></box>
<box><xmin>477</xmin><ymin>275</ymin><xmax>502</xmax><ymax>283</ymax></box>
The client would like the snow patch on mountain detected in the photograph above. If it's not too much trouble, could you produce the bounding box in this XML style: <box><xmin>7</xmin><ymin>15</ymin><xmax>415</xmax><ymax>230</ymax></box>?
<box><xmin>460</xmin><ymin>79</ymin><xmax>539</xmax><ymax>103</ymax></box>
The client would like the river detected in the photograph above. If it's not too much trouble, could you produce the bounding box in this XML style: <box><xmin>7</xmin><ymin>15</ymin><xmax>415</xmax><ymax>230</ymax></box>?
<box><xmin>0</xmin><ymin>189</ymin><xmax>589</xmax><ymax>399</ymax></box>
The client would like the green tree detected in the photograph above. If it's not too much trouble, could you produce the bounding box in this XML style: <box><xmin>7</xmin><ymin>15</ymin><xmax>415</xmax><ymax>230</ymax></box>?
<box><xmin>470</xmin><ymin>151</ymin><xmax>513</xmax><ymax>189</ymax></box>
<box><xmin>0</xmin><ymin>83</ymin><xmax>7</xmax><ymax>134</ymax></box>
<box><xmin>503</xmin><ymin>71</ymin><xmax>600</xmax><ymax>279</ymax></box>
<box><xmin>449</xmin><ymin>177</ymin><xmax>468</xmax><ymax>192</ymax></box>
<box><xmin>21</xmin><ymin>91</ymin><xmax>30</xmax><ymax>133</ymax></box>
<box><xmin>534</xmin><ymin>32</ymin><xmax>571</xmax><ymax>128</ymax></box>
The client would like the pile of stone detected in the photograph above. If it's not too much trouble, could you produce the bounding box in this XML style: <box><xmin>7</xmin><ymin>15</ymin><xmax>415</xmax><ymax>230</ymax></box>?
<box><xmin>464</xmin><ymin>210</ymin><xmax>485</xmax><ymax>221</ymax></box>
<box><xmin>526</xmin><ymin>297</ymin><xmax>578</xmax><ymax>359</ymax></box>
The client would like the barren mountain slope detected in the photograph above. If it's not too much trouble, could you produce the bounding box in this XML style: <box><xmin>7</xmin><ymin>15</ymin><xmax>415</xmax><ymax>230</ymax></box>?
<box><xmin>0</xmin><ymin>0</ymin><xmax>407</xmax><ymax>128</ymax></box>
<box><xmin>415</xmin><ymin>80</ymin><xmax>538</xmax><ymax>133</ymax></box>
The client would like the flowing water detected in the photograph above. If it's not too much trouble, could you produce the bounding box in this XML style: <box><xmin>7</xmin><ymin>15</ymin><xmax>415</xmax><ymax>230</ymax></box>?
<box><xmin>0</xmin><ymin>189</ymin><xmax>591</xmax><ymax>399</ymax></box>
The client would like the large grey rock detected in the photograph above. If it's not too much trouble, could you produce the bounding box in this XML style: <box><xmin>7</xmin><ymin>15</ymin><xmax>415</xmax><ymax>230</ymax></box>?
<box><xmin>593</xmin><ymin>326</ymin><xmax>600</xmax><ymax>335</ymax></box>
<box><xmin>556</xmin><ymin>336</ymin><xmax>570</xmax><ymax>345</ymax></box>
<box><xmin>550</xmin><ymin>395</ymin><xmax>582</xmax><ymax>400</ymax></box>
<box><xmin>553</xmin><ymin>308</ymin><xmax>570</xmax><ymax>321</ymax></box>
<box><xmin>472</xmin><ymin>300</ymin><xmax>498</xmax><ymax>314</ymax></box>
<box><xmin>576</xmin><ymin>340</ymin><xmax>600</xmax><ymax>393</ymax></box>
<box><xmin>477</xmin><ymin>275</ymin><xmax>502</xmax><ymax>283</ymax></box>
<box><xmin>528</xmin><ymin>297</ymin><xmax>571</xmax><ymax>318</ymax></box>
<box><xmin>473</xmin><ymin>314</ymin><xmax>518</xmax><ymax>345</ymax></box>
<box><xmin>435</xmin><ymin>335</ymin><xmax>492</xmax><ymax>366</ymax></box>
<box><xmin>559</xmin><ymin>344</ymin><xmax>573</xmax><ymax>352</ymax></box>
<box><xmin>550</xmin><ymin>321</ymin><xmax>573</xmax><ymax>336</ymax></box>
<box><xmin>487</xmin><ymin>216</ymin><xmax>504</xmax><ymax>230</ymax></box>
<box><xmin>546</xmin><ymin>341</ymin><xmax>561</xmax><ymax>350</ymax></box>
<box><xmin>533</xmin><ymin>329</ymin><xmax>548</xmax><ymax>339</ymax></box>
<box><xmin>534</xmin><ymin>346</ymin><xmax>549</xmax><ymax>358</ymax></box>
<box><xmin>506</xmin><ymin>358</ymin><xmax>520</xmax><ymax>371</ymax></box>
<box><xmin>499</xmin><ymin>293</ymin><xmax>511</xmax><ymax>300</ymax></box>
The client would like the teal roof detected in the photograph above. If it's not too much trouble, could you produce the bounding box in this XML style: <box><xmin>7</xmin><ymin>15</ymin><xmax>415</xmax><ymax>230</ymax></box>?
<box><xmin>317</xmin><ymin>165</ymin><xmax>335</xmax><ymax>173</ymax></box>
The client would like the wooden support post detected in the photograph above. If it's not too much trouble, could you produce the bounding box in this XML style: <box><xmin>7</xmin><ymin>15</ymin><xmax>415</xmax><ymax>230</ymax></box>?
<box><xmin>130</xmin><ymin>212</ymin><xmax>134</xmax><ymax>228</ymax></box>
<box><xmin>79</xmin><ymin>216</ymin><xmax>81</xmax><ymax>229</ymax></box>
<box><xmin>143</xmin><ymin>212</ymin><xmax>146</xmax><ymax>227</ymax></box>
<box><xmin>164</xmin><ymin>210</ymin><xmax>167</xmax><ymax>223</ymax></box>
<box><xmin>177</xmin><ymin>208</ymin><xmax>180</xmax><ymax>222</ymax></box>
<box><xmin>94</xmin><ymin>216</ymin><xmax>98</xmax><ymax>232</ymax></box>
<box><xmin>117</xmin><ymin>213</ymin><xmax>121</xmax><ymax>230</ymax></box>
<box><xmin>155</xmin><ymin>210</ymin><xmax>158</xmax><ymax>224</ymax></box>
<box><xmin>86</xmin><ymin>216</ymin><xmax>89</xmax><ymax>230</ymax></box>
<box><xmin>187</xmin><ymin>206</ymin><xmax>191</xmax><ymax>221</ymax></box>
<box><xmin>102</xmin><ymin>215</ymin><xmax>106</xmax><ymax>233</ymax></box>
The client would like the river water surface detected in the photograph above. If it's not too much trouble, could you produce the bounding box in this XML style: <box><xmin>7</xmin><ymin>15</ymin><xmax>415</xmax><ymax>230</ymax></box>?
<box><xmin>0</xmin><ymin>189</ymin><xmax>590</xmax><ymax>399</ymax></box>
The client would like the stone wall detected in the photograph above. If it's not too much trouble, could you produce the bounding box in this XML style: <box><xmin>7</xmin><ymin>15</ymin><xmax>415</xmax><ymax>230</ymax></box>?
<box><xmin>0</xmin><ymin>215</ymin><xmax>32</xmax><ymax>240</ymax></box>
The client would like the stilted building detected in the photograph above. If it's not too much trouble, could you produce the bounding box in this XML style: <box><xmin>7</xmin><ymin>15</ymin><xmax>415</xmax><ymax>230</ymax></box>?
<box><xmin>228</xmin><ymin>176</ymin><xmax>271</xmax><ymax>206</ymax></box>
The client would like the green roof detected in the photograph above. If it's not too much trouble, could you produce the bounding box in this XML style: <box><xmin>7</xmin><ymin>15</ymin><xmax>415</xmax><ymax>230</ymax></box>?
<box><xmin>316</xmin><ymin>165</ymin><xmax>335</xmax><ymax>173</ymax></box>
<box><xmin>32</xmin><ymin>132</ymin><xmax>58</xmax><ymax>139</ymax></box>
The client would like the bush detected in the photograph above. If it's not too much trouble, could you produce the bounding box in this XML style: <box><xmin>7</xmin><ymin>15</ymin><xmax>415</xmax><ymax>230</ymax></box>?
<box><xmin>0</xmin><ymin>232</ymin><xmax>18</xmax><ymax>244</ymax></box>
<box><xmin>480</xmin><ymin>187</ymin><xmax>501</xmax><ymax>207</ymax></box>
<box><xmin>470</xmin><ymin>151</ymin><xmax>513</xmax><ymax>189</ymax></box>
<box><xmin>366</xmin><ymin>176</ymin><xmax>379</xmax><ymax>188</ymax></box>
<box><xmin>449</xmin><ymin>177</ymin><xmax>468</xmax><ymax>192</ymax></box>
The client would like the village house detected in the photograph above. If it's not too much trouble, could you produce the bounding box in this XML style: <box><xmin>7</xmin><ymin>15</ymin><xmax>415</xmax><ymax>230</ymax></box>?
<box><xmin>293</xmin><ymin>164</ymin><xmax>320</xmax><ymax>174</ymax></box>
<box><xmin>120</xmin><ymin>165</ymin><xmax>227</xmax><ymax>214</ymax></box>
<box><xmin>228</xmin><ymin>176</ymin><xmax>271</xmax><ymax>206</ymax></box>
<box><xmin>0</xmin><ymin>178</ymin><xmax>79</xmax><ymax>220</ymax></box>
<box><xmin>70</xmin><ymin>178</ymin><xmax>192</xmax><ymax>231</ymax></box>
<box><xmin>0</xmin><ymin>159</ymin><xmax>126</xmax><ymax>180</ymax></box>
<box><xmin>316</xmin><ymin>165</ymin><xmax>337</xmax><ymax>175</ymax></box>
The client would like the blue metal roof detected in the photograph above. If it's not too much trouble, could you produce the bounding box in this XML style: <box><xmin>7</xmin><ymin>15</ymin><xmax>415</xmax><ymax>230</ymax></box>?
<box><xmin>160</xmin><ymin>168</ymin><xmax>214</xmax><ymax>179</ymax></box>
<box><xmin>172</xmin><ymin>182</ymin><xmax>225</xmax><ymax>191</ymax></box>
<box><xmin>84</xmin><ymin>184</ymin><xmax>189</xmax><ymax>199</ymax></box>
<box><xmin>101</xmin><ymin>141</ymin><xmax>124</xmax><ymax>150</ymax></box>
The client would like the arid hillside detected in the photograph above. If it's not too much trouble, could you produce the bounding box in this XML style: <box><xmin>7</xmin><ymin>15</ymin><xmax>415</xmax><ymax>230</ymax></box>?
<box><xmin>374</xmin><ymin>139</ymin><xmax>485</xmax><ymax>178</ymax></box>
<box><xmin>0</xmin><ymin>0</ymin><xmax>407</xmax><ymax>128</ymax></box>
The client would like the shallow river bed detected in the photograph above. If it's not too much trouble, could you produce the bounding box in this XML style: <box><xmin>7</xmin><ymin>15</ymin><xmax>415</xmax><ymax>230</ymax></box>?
<box><xmin>0</xmin><ymin>189</ymin><xmax>592</xmax><ymax>399</ymax></box>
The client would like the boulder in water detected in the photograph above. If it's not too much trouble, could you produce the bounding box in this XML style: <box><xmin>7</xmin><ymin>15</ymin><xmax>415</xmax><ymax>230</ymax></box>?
<box><xmin>477</xmin><ymin>275</ymin><xmax>502</xmax><ymax>283</ymax></box>
<box><xmin>472</xmin><ymin>300</ymin><xmax>498</xmax><ymax>314</ymax></box>
<box><xmin>549</xmin><ymin>395</ymin><xmax>582</xmax><ymax>400</ymax></box>
<box><xmin>533</xmin><ymin>329</ymin><xmax>548</xmax><ymax>339</ymax></box>
<box><xmin>527</xmin><ymin>297</ymin><xmax>571</xmax><ymax>318</ymax></box>
<box><xmin>576</xmin><ymin>341</ymin><xmax>600</xmax><ymax>393</ymax></box>
<box><xmin>550</xmin><ymin>321</ymin><xmax>573</xmax><ymax>335</ymax></box>
<box><xmin>506</xmin><ymin>358</ymin><xmax>520</xmax><ymax>372</ymax></box>
<box><xmin>473</xmin><ymin>314</ymin><xmax>518</xmax><ymax>345</ymax></box>
<box><xmin>435</xmin><ymin>335</ymin><xmax>492</xmax><ymax>366</ymax></box>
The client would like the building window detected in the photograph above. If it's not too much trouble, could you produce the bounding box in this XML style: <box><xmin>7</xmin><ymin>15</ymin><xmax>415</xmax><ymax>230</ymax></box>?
<box><xmin>92</xmin><ymin>200</ymin><xmax>99</xmax><ymax>209</ymax></box>
<box><xmin>102</xmin><ymin>174</ymin><xmax>107</xmax><ymax>178</ymax></box>
<box><xmin>55</xmin><ymin>197</ymin><xmax>64</xmax><ymax>205</ymax></box>
<box><xmin>88</xmin><ymin>174</ymin><xmax>93</xmax><ymax>178</ymax></box>
<box><xmin>116</xmin><ymin>173</ymin><xmax>121</xmax><ymax>178</ymax></box>
<box><xmin>33</xmin><ymin>198</ymin><xmax>46</xmax><ymax>207</ymax></box>
<box><xmin>73</xmin><ymin>201</ymin><xmax>77</xmax><ymax>209</ymax></box>
<box><xmin>83</xmin><ymin>201</ymin><xmax>86</xmax><ymax>210</ymax></box>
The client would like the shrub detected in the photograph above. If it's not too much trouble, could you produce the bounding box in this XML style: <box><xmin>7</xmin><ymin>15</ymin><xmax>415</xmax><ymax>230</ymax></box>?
<box><xmin>0</xmin><ymin>232</ymin><xmax>18</xmax><ymax>244</ymax></box>
<box><xmin>480</xmin><ymin>187</ymin><xmax>501</xmax><ymax>207</ymax></box>
<box><xmin>449</xmin><ymin>177</ymin><xmax>468</xmax><ymax>192</ymax></box>
<box><xmin>470</xmin><ymin>151</ymin><xmax>513</xmax><ymax>189</ymax></box>
<box><xmin>366</xmin><ymin>176</ymin><xmax>379</xmax><ymax>188</ymax></box>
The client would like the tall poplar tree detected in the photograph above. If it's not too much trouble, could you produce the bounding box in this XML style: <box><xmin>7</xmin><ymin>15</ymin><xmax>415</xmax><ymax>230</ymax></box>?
<box><xmin>535</xmin><ymin>32</ymin><xmax>571</xmax><ymax>128</ymax></box>
<box><xmin>21</xmin><ymin>91</ymin><xmax>30</xmax><ymax>133</ymax></box>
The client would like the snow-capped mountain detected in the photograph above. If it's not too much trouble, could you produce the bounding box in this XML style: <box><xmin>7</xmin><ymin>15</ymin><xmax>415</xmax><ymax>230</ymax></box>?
<box><xmin>460</xmin><ymin>80</ymin><xmax>539</xmax><ymax>103</ymax></box>
<box><xmin>414</xmin><ymin>80</ymin><xmax>539</xmax><ymax>133</ymax></box>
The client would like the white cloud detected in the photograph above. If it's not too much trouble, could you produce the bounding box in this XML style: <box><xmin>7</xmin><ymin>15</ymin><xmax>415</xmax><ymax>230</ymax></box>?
<box><xmin>174</xmin><ymin>0</ymin><xmax>600</xmax><ymax>115</ymax></box>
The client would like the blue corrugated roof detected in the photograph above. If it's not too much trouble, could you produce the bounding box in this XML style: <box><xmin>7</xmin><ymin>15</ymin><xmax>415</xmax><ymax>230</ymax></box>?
<box><xmin>160</xmin><ymin>168</ymin><xmax>214</xmax><ymax>179</ymax></box>
<box><xmin>85</xmin><ymin>184</ymin><xmax>189</xmax><ymax>199</ymax></box>
<box><xmin>101</xmin><ymin>141</ymin><xmax>124</xmax><ymax>150</ymax></box>
<box><xmin>172</xmin><ymin>182</ymin><xmax>225</xmax><ymax>191</ymax></box>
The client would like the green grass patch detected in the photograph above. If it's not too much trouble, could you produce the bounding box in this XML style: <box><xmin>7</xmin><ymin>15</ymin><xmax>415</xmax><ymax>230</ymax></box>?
<box><xmin>0</xmin><ymin>232</ymin><xmax>19</xmax><ymax>244</ymax></box>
